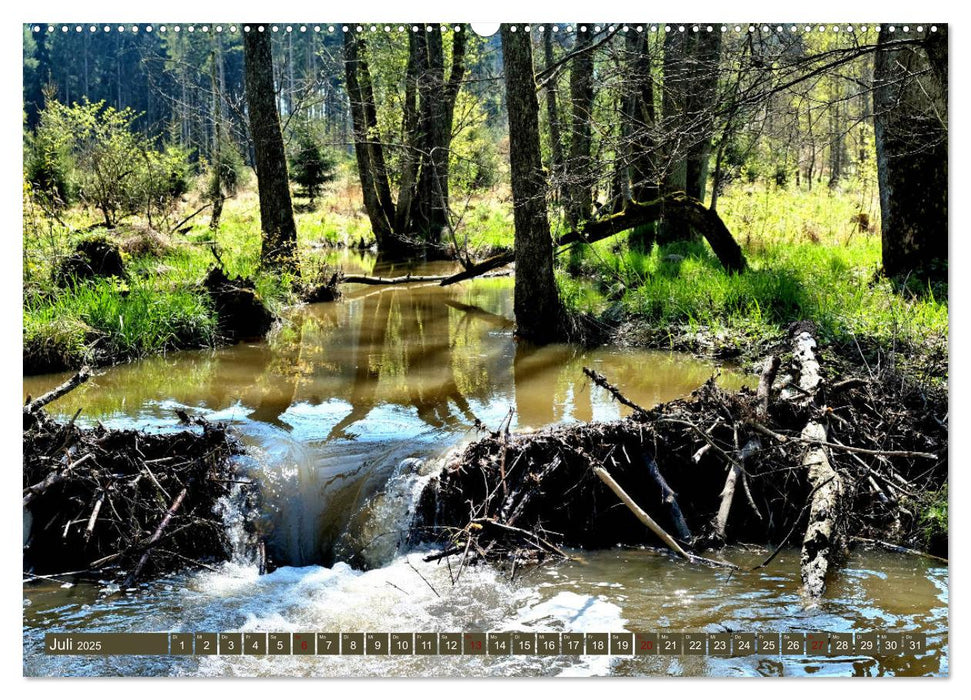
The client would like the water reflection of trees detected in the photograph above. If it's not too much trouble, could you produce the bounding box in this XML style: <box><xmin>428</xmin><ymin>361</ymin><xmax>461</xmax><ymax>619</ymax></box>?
<box><xmin>26</xmin><ymin>267</ymin><xmax>748</xmax><ymax>437</ymax></box>
<box><xmin>326</xmin><ymin>283</ymin><xmax>495</xmax><ymax>440</ymax></box>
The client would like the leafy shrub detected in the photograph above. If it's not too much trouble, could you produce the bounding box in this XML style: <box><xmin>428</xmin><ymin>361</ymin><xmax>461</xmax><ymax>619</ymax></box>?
<box><xmin>205</xmin><ymin>137</ymin><xmax>248</xmax><ymax>201</ymax></box>
<box><xmin>24</xmin><ymin>92</ymin><xmax>76</xmax><ymax>208</ymax></box>
<box><xmin>25</xmin><ymin>97</ymin><xmax>192</xmax><ymax>227</ymax></box>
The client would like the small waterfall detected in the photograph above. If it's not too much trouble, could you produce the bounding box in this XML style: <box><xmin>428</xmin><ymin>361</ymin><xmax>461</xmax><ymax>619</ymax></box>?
<box><xmin>333</xmin><ymin>456</ymin><xmax>440</xmax><ymax>568</ymax></box>
<box><xmin>213</xmin><ymin>478</ymin><xmax>263</xmax><ymax>567</ymax></box>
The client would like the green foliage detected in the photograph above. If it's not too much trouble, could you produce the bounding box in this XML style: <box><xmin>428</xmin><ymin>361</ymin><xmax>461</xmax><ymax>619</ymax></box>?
<box><xmin>288</xmin><ymin>126</ymin><xmax>337</xmax><ymax>201</ymax></box>
<box><xmin>918</xmin><ymin>486</ymin><xmax>948</xmax><ymax>547</ymax></box>
<box><xmin>205</xmin><ymin>137</ymin><xmax>247</xmax><ymax>202</ymax></box>
<box><xmin>24</xmin><ymin>276</ymin><xmax>217</xmax><ymax>371</ymax></box>
<box><xmin>450</xmin><ymin>93</ymin><xmax>501</xmax><ymax>194</ymax></box>
<box><xmin>562</xmin><ymin>184</ymin><xmax>948</xmax><ymax>365</ymax></box>
<box><xmin>141</xmin><ymin>144</ymin><xmax>192</xmax><ymax>225</ymax></box>
<box><xmin>26</xmin><ymin>97</ymin><xmax>193</xmax><ymax>227</ymax></box>
<box><xmin>24</xmin><ymin>90</ymin><xmax>76</xmax><ymax>208</ymax></box>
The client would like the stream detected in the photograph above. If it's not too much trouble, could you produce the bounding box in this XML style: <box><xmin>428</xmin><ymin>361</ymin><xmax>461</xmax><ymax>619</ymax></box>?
<box><xmin>22</xmin><ymin>255</ymin><xmax>948</xmax><ymax>677</ymax></box>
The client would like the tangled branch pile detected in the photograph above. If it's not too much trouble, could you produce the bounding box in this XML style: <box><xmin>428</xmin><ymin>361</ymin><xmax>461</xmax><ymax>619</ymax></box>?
<box><xmin>24</xmin><ymin>369</ymin><xmax>256</xmax><ymax>586</ymax></box>
<box><xmin>413</xmin><ymin>325</ymin><xmax>947</xmax><ymax>598</ymax></box>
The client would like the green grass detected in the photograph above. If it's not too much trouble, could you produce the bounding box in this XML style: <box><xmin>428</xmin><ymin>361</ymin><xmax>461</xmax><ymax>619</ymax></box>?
<box><xmin>23</xmin><ymin>173</ymin><xmax>947</xmax><ymax>381</ymax></box>
<box><xmin>24</xmin><ymin>277</ymin><xmax>217</xmax><ymax>373</ymax></box>
<box><xmin>560</xmin><ymin>183</ymin><xmax>948</xmax><ymax>374</ymax></box>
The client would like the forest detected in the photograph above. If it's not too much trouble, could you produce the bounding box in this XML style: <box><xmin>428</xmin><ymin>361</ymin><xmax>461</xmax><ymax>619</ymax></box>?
<box><xmin>22</xmin><ymin>23</ymin><xmax>948</xmax><ymax>674</ymax></box>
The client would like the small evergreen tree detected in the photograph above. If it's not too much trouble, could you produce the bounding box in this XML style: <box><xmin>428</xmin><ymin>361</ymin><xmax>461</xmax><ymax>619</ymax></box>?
<box><xmin>288</xmin><ymin>127</ymin><xmax>336</xmax><ymax>204</ymax></box>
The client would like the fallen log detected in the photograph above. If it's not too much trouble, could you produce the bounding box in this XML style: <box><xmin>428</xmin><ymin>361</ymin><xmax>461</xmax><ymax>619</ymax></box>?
<box><xmin>787</xmin><ymin>329</ymin><xmax>850</xmax><ymax>600</ymax></box>
<box><xmin>342</xmin><ymin>273</ymin><xmax>453</xmax><ymax>285</ymax></box>
<box><xmin>799</xmin><ymin>421</ymin><xmax>846</xmax><ymax>600</ymax></box>
<box><xmin>440</xmin><ymin>193</ymin><xmax>746</xmax><ymax>287</ymax></box>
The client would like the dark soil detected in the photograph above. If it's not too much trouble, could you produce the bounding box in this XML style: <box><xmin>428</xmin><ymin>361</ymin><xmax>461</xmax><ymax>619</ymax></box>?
<box><xmin>55</xmin><ymin>238</ymin><xmax>126</xmax><ymax>287</ymax></box>
<box><xmin>203</xmin><ymin>267</ymin><xmax>275</xmax><ymax>342</ymax></box>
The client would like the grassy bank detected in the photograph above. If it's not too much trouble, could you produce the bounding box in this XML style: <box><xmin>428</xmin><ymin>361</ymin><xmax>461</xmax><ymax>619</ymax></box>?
<box><xmin>558</xmin><ymin>184</ymin><xmax>948</xmax><ymax>384</ymax></box>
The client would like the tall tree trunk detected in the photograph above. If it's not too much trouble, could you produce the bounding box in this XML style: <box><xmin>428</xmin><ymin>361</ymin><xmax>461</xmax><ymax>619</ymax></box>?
<box><xmin>565</xmin><ymin>28</ymin><xmax>595</xmax><ymax>229</ymax></box>
<box><xmin>344</xmin><ymin>28</ymin><xmax>467</xmax><ymax>256</ymax></box>
<box><xmin>394</xmin><ymin>31</ymin><xmax>422</xmax><ymax>232</ymax></box>
<box><xmin>660</xmin><ymin>30</ymin><xmax>691</xmax><ymax>242</ymax></box>
<box><xmin>660</xmin><ymin>29</ymin><xmax>721</xmax><ymax>243</ymax></box>
<box><xmin>873</xmin><ymin>28</ymin><xmax>948</xmax><ymax>280</ymax></box>
<box><xmin>413</xmin><ymin>26</ymin><xmax>468</xmax><ymax>243</ymax></box>
<box><xmin>543</xmin><ymin>24</ymin><xmax>565</xmax><ymax>201</ymax></box>
<box><xmin>343</xmin><ymin>31</ymin><xmax>395</xmax><ymax>247</ymax></box>
<box><xmin>625</xmin><ymin>29</ymin><xmax>660</xmax><ymax>250</ymax></box>
<box><xmin>684</xmin><ymin>29</ymin><xmax>721</xmax><ymax>202</ymax></box>
<box><xmin>209</xmin><ymin>39</ymin><xmax>225</xmax><ymax>230</ymax></box>
<box><xmin>243</xmin><ymin>26</ymin><xmax>298</xmax><ymax>269</ymax></box>
<box><xmin>501</xmin><ymin>25</ymin><xmax>563</xmax><ymax>344</ymax></box>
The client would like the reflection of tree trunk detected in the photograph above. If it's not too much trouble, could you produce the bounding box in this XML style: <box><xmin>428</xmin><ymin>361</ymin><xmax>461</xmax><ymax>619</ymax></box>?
<box><xmin>327</xmin><ymin>291</ymin><xmax>390</xmax><ymax>440</ymax></box>
<box><xmin>513</xmin><ymin>343</ymin><xmax>556</xmax><ymax>429</ymax></box>
<box><xmin>403</xmin><ymin>291</ymin><xmax>476</xmax><ymax>429</ymax></box>
<box><xmin>249</xmin><ymin>324</ymin><xmax>304</xmax><ymax>427</ymax></box>
<box><xmin>873</xmin><ymin>29</ymin><xmax>948</xmax><ymax>280</ymax></box>
<box><xmin>500</xmin><ymin>25</ymin><xmax>564</xmax><ymax>344</ymax></box>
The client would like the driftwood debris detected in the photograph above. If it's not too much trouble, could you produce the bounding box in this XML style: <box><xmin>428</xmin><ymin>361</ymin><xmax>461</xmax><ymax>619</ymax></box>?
<box><xmin>23</xmin><ymin>372</ymin><xmax>257</xmax><ymax>585</ymax></box>
<box><xmin>413</xmin><ymin>327</ymin><xmax>946</xmax><ymax>590</ymax></box>
<box><xmin>785</xmin><ymin>330</ymin><xmax>850</xmax><ymax>600</ymax></box>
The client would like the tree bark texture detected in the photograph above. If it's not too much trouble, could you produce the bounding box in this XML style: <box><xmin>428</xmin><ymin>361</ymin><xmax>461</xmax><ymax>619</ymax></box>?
<box><xmin>873</xmin><ymin>28</ymin><xmax>948</xmax><ymax>280</ymax></box>
<box><xmin>344</xmin><ymin>27</ymin><xmax>467</xmax><ymax>256</ymax></box>
<box><xmin>243</xmin><ymin>26</ymin><xmax>298</xmax><ymax>269</ymax></box>
<box><xmin>565</xmin><ymin>28</ymin><xmax>595</xmax><ymax>229</ymax></box>
<box><xmin>501</xmin><ymin>25</ymin><xmax>563</xmax><ymax>344</ymax></box>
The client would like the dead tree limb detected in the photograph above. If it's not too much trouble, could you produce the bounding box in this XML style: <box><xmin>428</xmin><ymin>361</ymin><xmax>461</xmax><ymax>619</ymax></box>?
<box><xmin>440</xmin><ymin>194</ymin><xmax>747</xmax><ymax>287</ymax></box>
<box><xmin>23</xmin><ymin>453</ymin><xmax>95</xmax><ymax>507</ymax></box>
<box><xmin>644</xmin><ymin>456</ymin><xmax>692</xmax><ymax>542</ymax></box>
<box><xmin>711</xmin><ymin>437</ymin><xmax>761</xmax><ymax>543</ymax></box>
<box><xmin>24</xmin><ymin>367</ymin><xmax>92</xmax><ymax>417</ymax></box>
<box><xmin>342</xmin><ymin>273</ymin><xmax>454</xmax><ymax>285</ymax></box>
<box><xmin>593</xmin><ymin>465</ymin><xmax>690</xmax><ymax>560</ymax></box>
<box><xmin>122</xmin><ymin>484</ymin><xmax>189</xmax><ymax>588</ymax></box>
<box><xmin>757</xmin><ymin>355</ymin><xmax>780</xmax><ymax>420</ymax></box>
<box><xmin>582</xmin><ymin>366</ymin><xmax>648</xmax><ymax>415</ymax></box>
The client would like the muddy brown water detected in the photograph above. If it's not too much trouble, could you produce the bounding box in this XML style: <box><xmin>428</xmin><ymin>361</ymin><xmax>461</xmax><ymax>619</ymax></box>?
<box><xmin>22</xmin><ymin>256</ymin><xmax>947</xmax><ymax>677</ymax></box>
